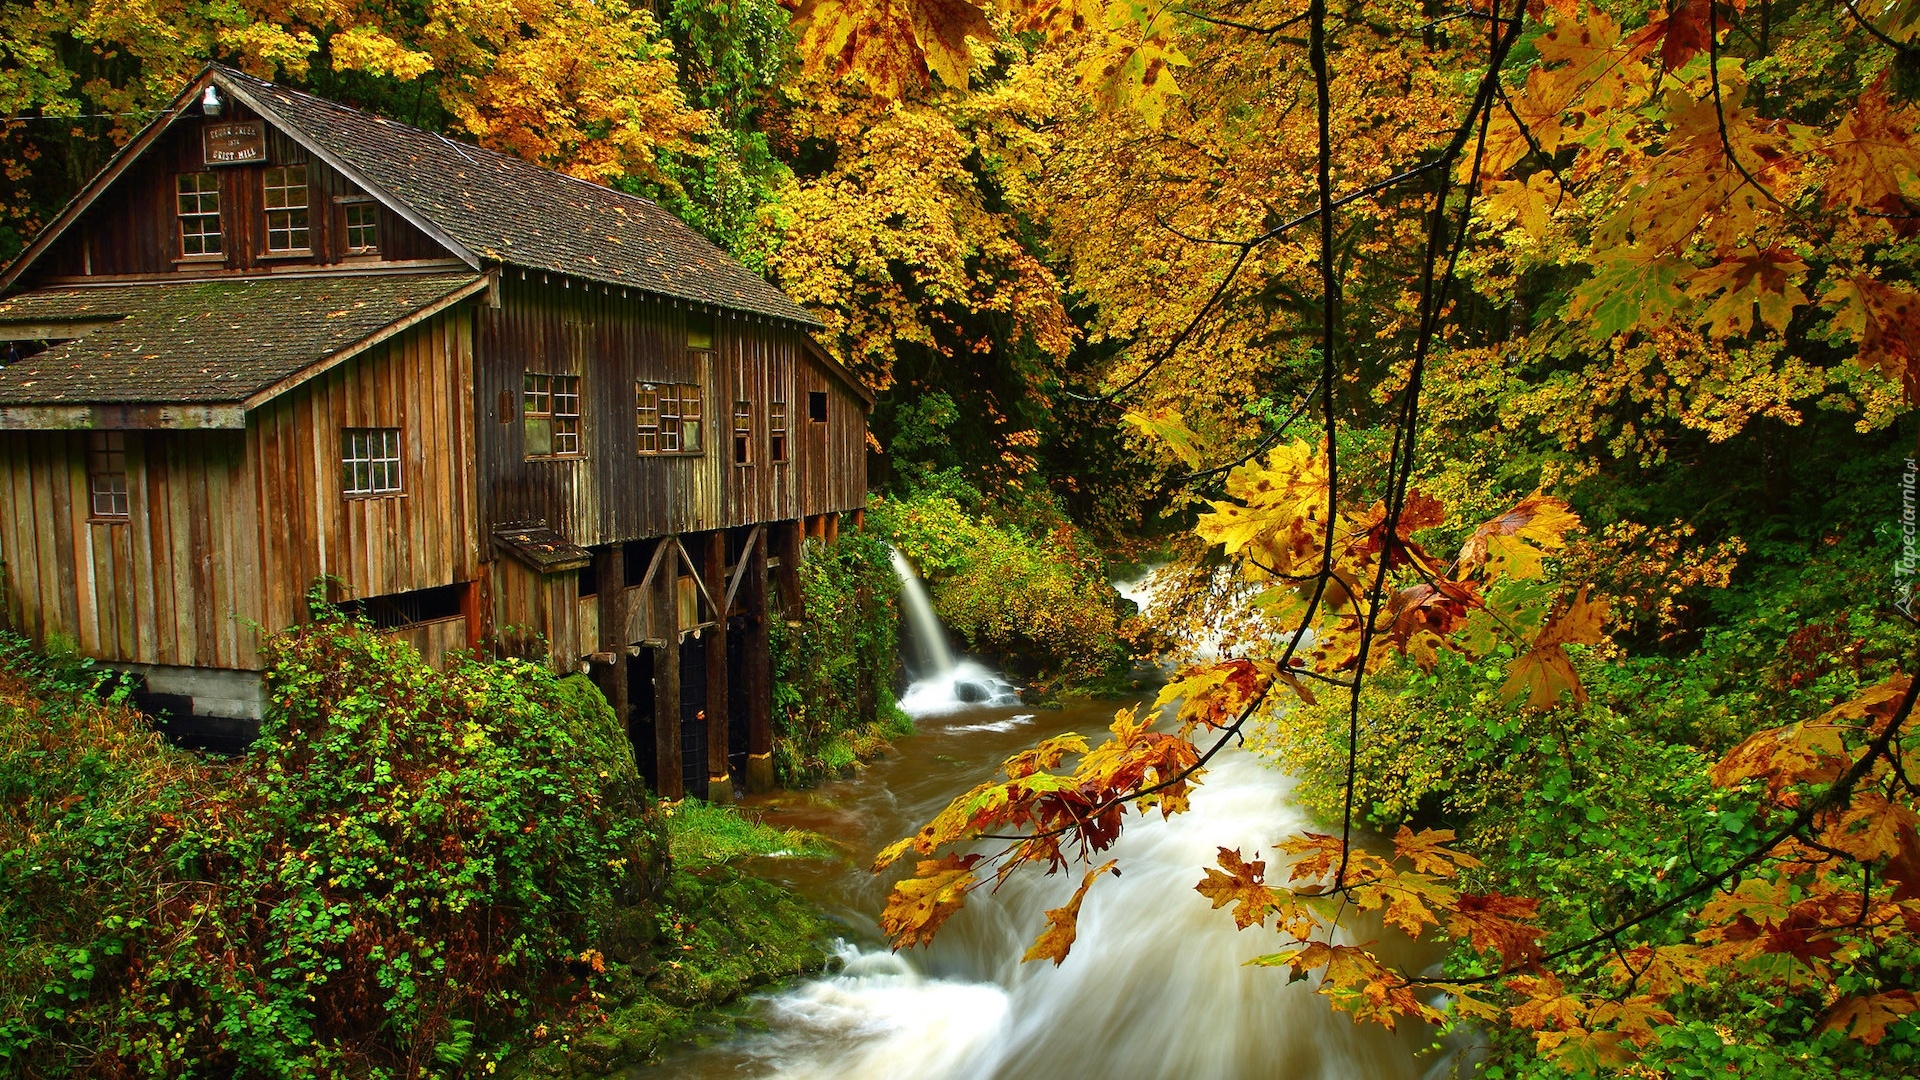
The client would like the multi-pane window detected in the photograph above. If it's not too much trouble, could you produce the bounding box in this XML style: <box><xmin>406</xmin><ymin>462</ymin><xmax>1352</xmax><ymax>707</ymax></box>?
<box><xmin>732</xmin><ymin>400</ymin><xmax>753</xmax><ymax>466</ymax></box>
<box><xmin>637</xmin><ymin>382</ymin><xmax>704</xmax><ymax>454</ymax></box>
<box><xmin>344</xmin><ymin>203</ymin><xmax>378</xmax><ymax>251</ymax></box>
<box><xmin>524</xmin><ymin>372</ymin><xmax>582</xmax><ymax>456</ymax></box>
<box><xmin>263</xmin><ymin>166</ymin><xmax>310</xmax><ymax>251</ymax></box>
<box><xmin>176</xmin><ymin>173</ymin><xmax>222</xmax><ymax>257</ymax></box>
<box><xmin>769</xmin><ymin>401</ymin><xmax>789</xmax><ymax>463</ymax></box>
<box><xmin>88</xmin><ymin>431</ymin><xmax>128</xmax><ymax>518</ymax></box>
<box><xmin>636</xmin><ymin>383</ymin><xmax>659</xmax><ymax>452</ymax></box>
<box><xmin>341</xmin><ymin>428</ymin><xmax>402</xmax><ymax>496</ymax></box>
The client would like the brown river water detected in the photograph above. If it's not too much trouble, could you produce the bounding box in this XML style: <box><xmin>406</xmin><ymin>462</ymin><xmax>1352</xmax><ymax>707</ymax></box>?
<box><xmin>632</xmin><ymin>693</ymin><xmax>1452</xmax><ymax>1080</ymax></box>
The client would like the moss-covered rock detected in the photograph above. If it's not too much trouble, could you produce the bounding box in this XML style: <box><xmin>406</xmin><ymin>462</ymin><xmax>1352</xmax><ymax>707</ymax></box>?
<box><xmin>502</xmin><ymin>863</ymin><xmax>837</xmax><ymax>1079</ymax></box>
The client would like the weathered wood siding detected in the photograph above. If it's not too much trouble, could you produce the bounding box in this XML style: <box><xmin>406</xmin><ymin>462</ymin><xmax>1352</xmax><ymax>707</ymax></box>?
<box><xmin>35</xmin><ymin>102</ymin><xmax>447</xmax><ymax>283</ymax></box>
<box><xmin>0</xmin><ymin>306</ymin><xmax>479</xmax><ymax>670</ymax></box>
<box><xmin>248</xmin><ymin>308</ymin><xmax>480</xmax><ymax>633</ymax></box>
<box><xmin>475</xmin><ymin>276</ymin><xmax>866</xmax><ymax>547</ymax></box>
<box><xmin>0</xmin><ymin>429</ymin><xmax>261</xmax><ymax>668</ymax></box>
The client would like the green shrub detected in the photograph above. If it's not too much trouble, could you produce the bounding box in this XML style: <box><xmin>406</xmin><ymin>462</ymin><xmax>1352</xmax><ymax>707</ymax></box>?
<box><xmin>0</xmin><ymin>619</ymin><xmax>666</xmax><ymax>1078</ymax></box>
<box><xmin>870</xmin><ymin>484</ymin><xmax>1126</xmax><ymax>691</ymax></box>
<box><xmin>770</xmin><ymin>528</ymin><xmax>911</xmax><ymax>786</ymax></box>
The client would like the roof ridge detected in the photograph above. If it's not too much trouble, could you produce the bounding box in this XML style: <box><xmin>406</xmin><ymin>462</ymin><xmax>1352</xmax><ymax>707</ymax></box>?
<box><xmin>209</xmin><ymin>64</ymin><xmax>679</xmax><ymax>220</ymax></box>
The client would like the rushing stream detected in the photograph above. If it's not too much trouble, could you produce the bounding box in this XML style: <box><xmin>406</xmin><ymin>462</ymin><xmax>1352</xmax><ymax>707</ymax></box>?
<box><xmin>634</xmin><ymin>693</ymin><xmax>1439</xmax><ymax>1079</ymax></box>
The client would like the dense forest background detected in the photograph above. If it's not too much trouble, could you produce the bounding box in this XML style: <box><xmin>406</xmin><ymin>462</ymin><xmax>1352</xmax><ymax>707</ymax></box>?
<box><xmin>6</xmin><ymin>0</ymin><xmax>1920</xmax><ymax>1075</ymax></box>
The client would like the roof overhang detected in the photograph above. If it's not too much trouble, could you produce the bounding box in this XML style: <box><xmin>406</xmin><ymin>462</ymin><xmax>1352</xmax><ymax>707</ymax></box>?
<box><xmin>242</xmin><ymin>273</ymin><xmax>490</xmax><ymax>408</ymax></box>
<box><xmin>801</xmin><ymin>335</ymin><xmax>876</xmax><ymax>409</ymax></box>
<box><xmin>494</xmin><ymin>527</ymin><xmax>593</xmax><ymax>573</ymax></box>
<box><xmin>0</xmin><ymin>402</ymin><xmax>246</xmax><ymax>430</ymax></box>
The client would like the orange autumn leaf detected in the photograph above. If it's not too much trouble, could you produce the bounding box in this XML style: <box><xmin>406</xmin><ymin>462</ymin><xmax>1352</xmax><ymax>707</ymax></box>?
<box><xmin>1457</xmin><ymin>494</ymin><xmax>1584</xmax><ymax>580</ymax></box>
<box><xmin>1022</xmin><ymin>859</ymin><xmax>1118</xmax><ymax>965</ymax></box>
<box><xmin>1195</xmin><ymin>847</ymin><xmax>1280</xmax><ymax>930</ymax></box>
<box><xmin>879</xmin><ymin>853</ymin><xmax>981</xmax><ymax>948</ymax></box>
<box><xmin>1825</xmin><ymin>991</ymin><xmax>1920</xmax><ymax>1045</ymax></box>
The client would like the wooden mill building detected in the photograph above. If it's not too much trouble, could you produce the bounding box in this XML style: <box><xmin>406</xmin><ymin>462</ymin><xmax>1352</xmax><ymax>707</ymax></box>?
<box><xmin>0</xmin><ymin>65</ymin><xmax>870</xmax><ymax>798</ymax></box>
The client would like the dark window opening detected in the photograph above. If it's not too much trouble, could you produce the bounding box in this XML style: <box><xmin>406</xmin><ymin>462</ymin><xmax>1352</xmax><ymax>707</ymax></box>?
<box><xmin>807</xmin><ymin>391</ymin><xmax>828</xmax><ymax>423</ymax></box>
<box><xmin>579</xmin><ymin>562</ymin><xmax>598</xmax><ymax>598</ymax></box>
<box><xmin>687</xmin><ymin>312</ymin><xmax>715</xmax><ymax>351</ymax></box>
<box><xmin>732</xmin><ymin>400</ymin><xmax>752</xmax><ymax>466</ymax></box>
<box><xmin>89</xmin><ymin>431</ymin><xmax>128</xmax><ymax>518</ymax></box>
<box><xmin>337</xmin><ymin>582</ymin><xmax>466</xmax><ymax>630</ymax></box>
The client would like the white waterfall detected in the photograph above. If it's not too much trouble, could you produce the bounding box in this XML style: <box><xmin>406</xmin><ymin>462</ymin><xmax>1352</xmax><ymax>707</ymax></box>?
<box><xmin>887</xmin><ymin>546</ymin><xmax>1021</xmax><ymax>715</ymax></box>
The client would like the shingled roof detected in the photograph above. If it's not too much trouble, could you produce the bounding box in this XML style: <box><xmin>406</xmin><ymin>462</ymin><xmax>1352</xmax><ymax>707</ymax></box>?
<box><xmin>0</xmin><ymin>272</ymin><xmax>483</xmax><ymax>407</ymax></box>
<box><xmin>211</xmin><ymin>66</ymin><xmax>819</xmax><ymax>327</ymax></box>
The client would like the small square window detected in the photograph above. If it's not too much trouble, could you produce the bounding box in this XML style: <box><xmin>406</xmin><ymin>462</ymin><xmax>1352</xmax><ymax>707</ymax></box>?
<box><xmin>345</xmin><ymin>203</ymin><xmax>378</xmax><ymax>251</ymax></box>
<box><xmin>733</xmin><ymin>400</ymin><xmax>752</xmax><ymax>466</ymax></box>
<box><xmin>341</xmin><ymin>428</ymin><xmax>402</xmax><ymax>496</ymax></box>
<box><xmin>770</xmin><ymin>401</ymin><xmax>788</xmax><ymax>463</ymax></box>
<box><xmin>807</xmin><ymin>391</ymin><xmax>828</xmax><ymax>423</ymax></box>
<box><xmin>263</xmin><ymin>166</ymin><xmax>310</xmax><ymax>252</ymax></box>
<box><xmin>88</xmin><ymin>431</ymin><xmax>128</xmax><ymax>518</ymax></box>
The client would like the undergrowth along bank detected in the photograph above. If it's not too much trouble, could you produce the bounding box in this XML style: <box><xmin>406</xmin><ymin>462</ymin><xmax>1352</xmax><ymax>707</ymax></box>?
<box><xmin>769</xmin><ymin>526</ymin><xmax>912</xmax><ymax>786</ymax></box>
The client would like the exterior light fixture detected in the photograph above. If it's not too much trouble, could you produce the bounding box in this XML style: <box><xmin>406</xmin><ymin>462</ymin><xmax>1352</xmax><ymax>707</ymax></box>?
<box><xmin>202</xmin><ymin>86</ymin><xmax>222</xmax><ymax>116</ymax></box>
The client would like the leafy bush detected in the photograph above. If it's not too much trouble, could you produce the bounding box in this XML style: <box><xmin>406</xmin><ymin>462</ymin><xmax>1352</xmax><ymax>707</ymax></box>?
<box><xmin>769</xmin><ymin>527</ymin><xmax>912</xmax><ymax>785</ymax></box>
<box><xmin>0</xmin><ymin>619</ymin><xmax>667</xmax><ymax>1078</ymax></box>
<box><xmin>870</xmin><ymin>477</ymin><xmax>1127</xmax><ymax>691</ymax></box>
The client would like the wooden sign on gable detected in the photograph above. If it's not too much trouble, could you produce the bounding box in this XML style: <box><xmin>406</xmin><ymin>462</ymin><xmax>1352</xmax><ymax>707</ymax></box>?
<box><xmin>203</xmin><ymin>121</ymin><xmax>266</xmax><ymax>166</ymax></box>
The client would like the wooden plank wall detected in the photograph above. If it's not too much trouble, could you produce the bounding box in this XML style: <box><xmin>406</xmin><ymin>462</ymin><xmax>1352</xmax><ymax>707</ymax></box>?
<box><xmin>0</xmin><ymin>428</ymin><xmax>260</xmax><ymax>668</ymax></box>
<box><xmin>38</xmin><ymin>101</ymin><xmax>446</xmax><ymax>281</ymax></box>
<box><xmin>476</xmin><ymin>276</ymin><xmax>868</xmax><ymax>551</ymax></box>
<box><xmin>248</xmin><ymin>308</ymin><xmax>480</xmax><ymax>633</ymax></box>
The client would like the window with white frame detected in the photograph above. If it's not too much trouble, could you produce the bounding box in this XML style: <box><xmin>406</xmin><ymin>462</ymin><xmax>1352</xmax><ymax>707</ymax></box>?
<box><xmin>263</xmin><ymin>166</ymin><xmax>310</xmax><ymax>252</ymax></box>
<box><xmin>344</xmin><ymin>203</ymin><xmax>378</xmax><ymax>251</ymax></box>
<box><xmin>525</xmin><ymin>372</ymin><xmax>582</xmax><ymax>456</ymax></box>
<box><xmin>341</xmin><ymin>428</ymin><xmax>402</xmax><ymax>496</ymax></box>
<box><xmin>176</xmin><ymin>173</ymin><xmax>222</xmax><ymax>257</ymax></box>
<box><xmin>88</xmin><ymin>431</ymin><xmax>128</xmax><ymax>518</ymax></box>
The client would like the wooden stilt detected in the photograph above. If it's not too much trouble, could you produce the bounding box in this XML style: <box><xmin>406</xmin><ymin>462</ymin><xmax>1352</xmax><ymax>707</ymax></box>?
<box><xmin>593</xmin><ymin>545</ymin><xmax>629</xmax><ymax>733</ymax></box>
<box><xmin>825</xmin><ymin>511</ymin><xmax>840</xmax><ymax>544</ymax></box>
<box><xmin>704</xmin><ymin>531</ymin><xmax>732</xmax><ymax>804</ymax></box>
<box><xmin>776</xmin><ymin>518</ymin><xmax>804</xmax><ymax>617</ymax></box>
<box><xmin>654</xmin><ymin>537</ymin><xmax>683</xmax><ymax>800</ymax></box>
<box><xmin>746</xmin><ymin>524</ymin><xmax>774</xmax><ymax>793</ymax></box>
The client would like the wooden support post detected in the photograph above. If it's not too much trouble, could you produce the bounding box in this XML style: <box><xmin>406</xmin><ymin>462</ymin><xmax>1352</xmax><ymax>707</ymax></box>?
<box><xmin>704</xmin><ymin>531</ymin><xmax>732</xmax><ymax>804</ymax></box>
<box><xmin>653</xmin><ymin>538</ymin><xmax>683</xmax><ymax>801</ymax></box>
<box><xmin>851</xmin><ymin>508</ymin><xmax>866</xmax><ymax>530</ymax></box>
<box><xmin>777</xmin><ymin>518</ymin><xmax>805</xmax><ymax>618</ymax></box>
<box><xmin>593</xmin><ymin>546</ymin><xmax>629</xmax><ymax>738</ymax></box>
<box><xmin>745</xmin><ymin>524</ymin><xmax>774</xmax><ymax>793</ymax></box>
<box><xmin>825</xmin><ymin>512</ymin><xmax>840</xmax><ymax>544</ymax></box>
